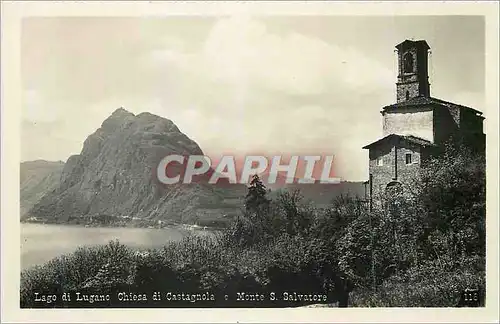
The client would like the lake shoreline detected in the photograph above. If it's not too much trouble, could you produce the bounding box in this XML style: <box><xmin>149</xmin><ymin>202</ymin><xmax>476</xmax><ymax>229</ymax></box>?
<box><xmin>20</xmin><ymin>220</ymin><xmax>224</xmax><ymax>232</ymax></box>
<box><xmin>21</xmin><ymin>223</ymin><xmax>206</xmax><ymax>271</ymax></box>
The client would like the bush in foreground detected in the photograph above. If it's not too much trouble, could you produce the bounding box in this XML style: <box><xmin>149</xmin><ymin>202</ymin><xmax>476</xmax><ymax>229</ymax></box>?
<box><xmin>350</xmin><ymin>256</ymin><xmax>485</xmax><ymax>307</ymax></box>
<box><xmin>20</xmin><ymin>232</ymin><xmax>348</xmax><ymax>308</ymax></box>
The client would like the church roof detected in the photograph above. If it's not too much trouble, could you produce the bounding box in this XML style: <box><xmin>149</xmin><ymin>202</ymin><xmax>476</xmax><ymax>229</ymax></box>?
<box><xmin>382</xmin><ymin>96</ymin><xmax>483</xmax><ymax>116</ymax></box>
<box><xmin>362</xmin><ymin>133</ymin><xmax>436</xmax><ymax>150</ymax></box>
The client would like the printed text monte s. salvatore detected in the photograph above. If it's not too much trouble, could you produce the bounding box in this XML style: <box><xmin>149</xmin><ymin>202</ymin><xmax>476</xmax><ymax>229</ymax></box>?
<box><xmin>235</xmin><ymin>292</ymin><xmax>328</xmax><ymax>302</ymax></box>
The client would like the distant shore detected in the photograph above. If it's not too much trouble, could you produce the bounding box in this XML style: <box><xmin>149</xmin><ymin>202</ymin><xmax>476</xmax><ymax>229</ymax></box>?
<box><xmin>20</xmin><ymin>218</ymin><xmax>226</xmax><ymax>232</ymax></box>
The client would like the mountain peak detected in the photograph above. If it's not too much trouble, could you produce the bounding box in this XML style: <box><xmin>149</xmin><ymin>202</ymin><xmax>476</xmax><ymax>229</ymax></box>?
<box><xmin>112</xmin><ymin>107</ymin><xmax>134</xmax><ymax>117</ymax></box>
<box><xmin>101</xmin><ymin>107</ymin><xmax>136</xmax><ymax>131</ymax></box>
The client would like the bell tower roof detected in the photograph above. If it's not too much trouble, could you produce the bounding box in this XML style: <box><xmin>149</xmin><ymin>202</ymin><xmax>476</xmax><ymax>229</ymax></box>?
<box><xmin>395</xmin><ymin>39</ymin><xmax>430</xmax><ymax>51</ymax></box>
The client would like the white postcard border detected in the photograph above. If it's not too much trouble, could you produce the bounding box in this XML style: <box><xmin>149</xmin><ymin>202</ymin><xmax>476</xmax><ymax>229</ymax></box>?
<box><xmin>1</xmin><ymin>1</ymin><xmax>498</xmax><ymax>323</ymax></box>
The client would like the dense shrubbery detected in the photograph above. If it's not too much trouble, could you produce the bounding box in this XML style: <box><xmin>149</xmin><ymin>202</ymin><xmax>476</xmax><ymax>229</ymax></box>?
<box><xmin>21</xmin><ymin>234</ymin><xmax>347</xmax><ymax>307</ymax></box>
<box><xmin>350</xmin><ymin>255</ymin><xmax>485</xmax><ymax>307</ymax></box>
<box><xmin>345</xmin><ymin>144</ymin><xmax>486</xmax><ymax>306</ymax></box>
<box><xmin>20</xmin><ymin>145</ymin><xmax>485</xmax><ymax>308</ymax></box>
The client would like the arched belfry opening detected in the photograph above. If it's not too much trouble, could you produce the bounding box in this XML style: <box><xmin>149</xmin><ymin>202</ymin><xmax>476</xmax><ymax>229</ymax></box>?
<box><xmin>403</xmin><ymin>52</ymin><xmax>413</xmax><ymax>73</ymax></box>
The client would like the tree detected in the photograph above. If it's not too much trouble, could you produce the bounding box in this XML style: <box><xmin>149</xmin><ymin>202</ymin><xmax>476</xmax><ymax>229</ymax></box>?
<box><xmin>244</xmin><ymin>175</ymin><xmax>270</xmax><ymax>218</ymax></box>
<box><xmin>416</xmin><ymin>144</ymin><xmax>485</xmax><ymax>260</ymax></box>
<box><xmin>222</xmin><ymin>175</ymin><xmax>272</xmax><ymax>247</ymax></box>
<box><xmin>276</xmin><ymin>189</ymin><xmax>304</xmax><ymax>236</ymax></box>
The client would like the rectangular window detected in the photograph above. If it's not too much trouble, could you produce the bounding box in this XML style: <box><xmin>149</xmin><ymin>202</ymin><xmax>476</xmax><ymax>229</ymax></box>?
<box><xmin>377</xmin><ymin>157</ymin><xmax>383</xmax><ymax>166</ymax></box>
<box><xmin>405</xmin><ymin>153</ymin><xmax>412</xmax><ymax>165</ymax></box>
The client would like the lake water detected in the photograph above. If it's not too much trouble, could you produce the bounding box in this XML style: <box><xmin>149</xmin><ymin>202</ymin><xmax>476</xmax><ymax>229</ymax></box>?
<box><xmin>21</xmin><ymin>223</ymin><xmax>192</xmax><ymax>270</ymax></box>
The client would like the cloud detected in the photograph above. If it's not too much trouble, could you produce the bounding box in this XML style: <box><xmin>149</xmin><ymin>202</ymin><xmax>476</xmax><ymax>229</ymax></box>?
<box><xmin>23</xmin><ymin>16</ymin><xmax>485</xmax><ymax>181</ymax></box>
<box><xmin>148</xmin><ymin>17</ymin><xmax>394</xmax><ymax>96</ymax></box>
<box><xmin>135</xmin><ymin>17</ymin><xmax>394</xmax><ymax>180</ymax></box>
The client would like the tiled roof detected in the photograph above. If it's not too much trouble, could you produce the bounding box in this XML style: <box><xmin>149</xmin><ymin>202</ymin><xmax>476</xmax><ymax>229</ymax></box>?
<box><xmin>402</xmin><ymin>134</ymin><xmax>436</xmax><ymax>146</ymax></box>
<box><xmin>382</xmin><ymin>96</ymin><xmax>483</xmax><ymax>115</ymax></box>
<box><xmin>362</xmin><ymin>133</ymin><xmax>436</xmax><ymax>149</ymax></box>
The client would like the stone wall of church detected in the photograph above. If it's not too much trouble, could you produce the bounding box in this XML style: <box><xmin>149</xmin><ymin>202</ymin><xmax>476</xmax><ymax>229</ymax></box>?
<box><xmin>395</xmin><ymin>143</ymin><xmax>422</xmax><ymax>190</ymax></box>
<box><xmin>383</xmin><ymin>107</ymin><xmax>434</xmax><ymax>142</ymax></box>
<box><xmin>396</xmin><ymin>82</ymin><xmax>420</xmax><ymax>102</ymax></box>
<box><xmin>369</xmin><ymin>141</ymin><xmax>423</xmax><ymax>199</ymax></box>
<box><xmin>433</xmin><ymin>105</ymin><xmax>484</xmax><ymax>150</ymax></box>
<box><xmin>433</xmin><ymin>105</ymin><xmax>460</xmax><ymax>145</ymax></box>
<box><xmin>369</xmin><ymin>145</ymin><xmax>395</xmax><ymax>197</ymax></box>
<box><xmin>460</xmin><ymin>107</ymin><xmax>484</xmax><ymax>136</ymax></box>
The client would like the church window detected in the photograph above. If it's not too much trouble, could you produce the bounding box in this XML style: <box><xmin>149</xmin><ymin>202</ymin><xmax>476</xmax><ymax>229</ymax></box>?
<box><xmin>403</xmin><ymin>52</ymin><xmax>413</xmax><ymax>73</ymax></box>
<box><xmin>376</xmin><ymin>157</ymin><xmax>383</xmax><ymax>166</ymax></box>
<box><xmin>405</xmin><ymin>153</ymin><xmax>412</xmax><ymax>164</ymax></box>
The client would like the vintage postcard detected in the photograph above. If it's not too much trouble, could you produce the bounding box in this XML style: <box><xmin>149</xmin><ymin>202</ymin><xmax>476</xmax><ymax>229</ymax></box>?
<box><xmin>1</xmin><ymin>1</ymin><xmax>499</xmax><ymax>323</ymax></box>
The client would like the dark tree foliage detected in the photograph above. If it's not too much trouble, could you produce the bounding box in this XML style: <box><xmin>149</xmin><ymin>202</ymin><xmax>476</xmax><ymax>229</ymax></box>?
<box><xmin>417</xmin><ymin>143</ymin><xmax>486</xmax><ymax>259</ymax></box>
<box><xmin>346</xmin><ymin>144</ymin><xmax>486</xmax><ymax>306</ymax></box>
<box><xmin>244</xmin><ymin>175</ymin><xmax>270</xmax><ymax>217</ymax></box>
<box><xmin>276</xmin><ymin>189</ymin><xmax>310</xmax><ymax>236</ymax></box>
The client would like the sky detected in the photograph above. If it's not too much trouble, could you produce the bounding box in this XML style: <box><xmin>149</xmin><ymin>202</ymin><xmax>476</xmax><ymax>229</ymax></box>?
<box><xmin>21</xmin><ymin>16</ymin><xmax>485</xmax><ymax>181</ymax></box>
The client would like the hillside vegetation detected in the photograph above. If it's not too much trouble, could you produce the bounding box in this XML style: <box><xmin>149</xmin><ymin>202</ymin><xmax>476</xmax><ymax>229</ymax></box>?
<box><xmin>20</xmin><ymin>144</ymin><xmax>485</xmax><ymax>308</ymax></box>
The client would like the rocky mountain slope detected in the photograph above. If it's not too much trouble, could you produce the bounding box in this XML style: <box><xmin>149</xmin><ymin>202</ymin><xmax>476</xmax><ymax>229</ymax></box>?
<box><xmin>20</xmin><ymin>160</ymin><xmax>65</xmax><ymax>217</ymax></box>
<box><xmin>23</xmin><ymin>108</ymin><xmax>366</xmax><ymax>227</ymax></box>
<box><xmin>27</xmin><ymin>108</ymin><xmax>243</xmax><ymax>226</ymax></box>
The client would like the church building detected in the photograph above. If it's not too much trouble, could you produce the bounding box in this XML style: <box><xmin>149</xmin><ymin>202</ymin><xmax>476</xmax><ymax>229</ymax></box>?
<box><xmin>363</xmin><ymin>39</ymin><xmax>485</xmax><ymax>200</ymax></box>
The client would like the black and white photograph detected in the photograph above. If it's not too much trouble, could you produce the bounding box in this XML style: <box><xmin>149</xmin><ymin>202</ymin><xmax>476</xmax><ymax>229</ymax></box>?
<box><xmin>1</xmin><ymin>1</ymin><xmax>499</xmax><ymax>323</ymax></box>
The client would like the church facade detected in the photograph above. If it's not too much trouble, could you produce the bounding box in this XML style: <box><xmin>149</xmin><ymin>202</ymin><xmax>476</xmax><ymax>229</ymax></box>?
<box><xmin>363</xmin><ymin>40</ymin><xmax>485</xmax><ymax>200</ymax></box>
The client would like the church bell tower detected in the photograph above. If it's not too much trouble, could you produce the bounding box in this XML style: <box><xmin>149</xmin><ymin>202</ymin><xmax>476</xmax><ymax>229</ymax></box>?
<box><xmin>364</xmin><ymin>39</ymin><xmax>485</xmax><ymax>204</ymax></box>
<box><xmin>395</xmin><ymin>40</ymin><xmax>431</xmax><ymax>102</ymax></box>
